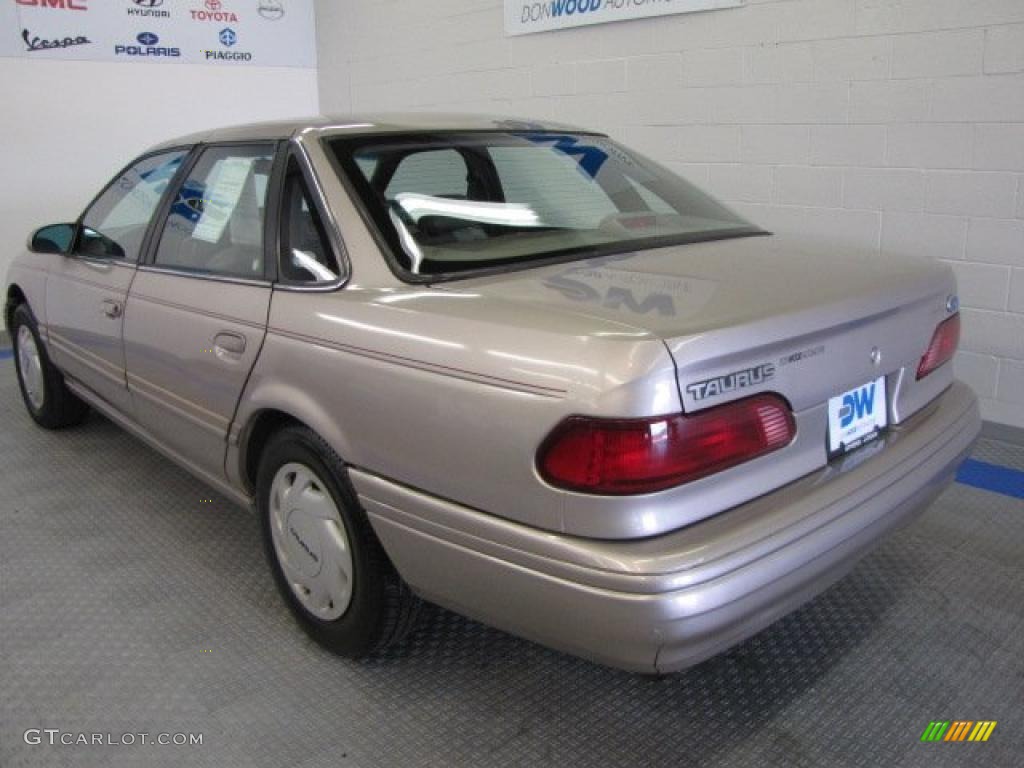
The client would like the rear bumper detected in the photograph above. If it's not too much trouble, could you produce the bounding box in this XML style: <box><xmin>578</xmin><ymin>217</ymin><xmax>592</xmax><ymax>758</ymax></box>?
<box><xmin>352</xmin><ymin>381</ymin><xmax>980</xmax><ymax>673</ymax></box>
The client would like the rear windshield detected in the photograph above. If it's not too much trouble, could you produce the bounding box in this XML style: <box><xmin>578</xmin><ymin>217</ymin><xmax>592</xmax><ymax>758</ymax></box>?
<box><xmin>328</xmin><ymin>131</ymin><xmax>761</xmax><ymax>279</ymax></box>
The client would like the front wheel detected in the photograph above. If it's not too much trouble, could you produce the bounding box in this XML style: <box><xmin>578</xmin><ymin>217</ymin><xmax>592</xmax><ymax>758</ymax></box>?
<box><xmin>257</xmin><ymin>425</ymin><xmax>420</xmax><ymax>657</ymax></box>
<box><xmin>11</xmin><ymin>304</ymin><xmax>88</xmax><ymax>429</ymax></box>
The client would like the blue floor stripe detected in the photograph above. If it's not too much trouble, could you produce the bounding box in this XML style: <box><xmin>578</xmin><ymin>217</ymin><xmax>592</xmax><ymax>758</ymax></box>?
<box><xmin>956</xmin><ymin>459</ymin><xmax>1024</xmax><ymax>500</ymax></box>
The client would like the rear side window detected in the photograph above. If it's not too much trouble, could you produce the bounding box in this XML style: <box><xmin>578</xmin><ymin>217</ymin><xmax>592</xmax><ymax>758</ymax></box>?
<box><xmin>280</xmin><ymin>160</ymin><xmax>340</xmax><ymax>284</ymax></box>
<box><xmin>78</xmin><ymin>150</ymin><xmax>186</xmax><ymax>261</ymax></box>
<box><xmin>154</xmin><ymin>144</ymin><xmax>274</xmax><ymax>279</ymax></box>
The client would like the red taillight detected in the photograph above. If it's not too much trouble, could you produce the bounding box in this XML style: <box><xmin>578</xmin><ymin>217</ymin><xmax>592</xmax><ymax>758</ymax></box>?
<box><xmin>916</xmin><ymin>314</ymin><xmax>960</xmax><ymax>380</ymax></box>
<box><xmin>537</xmin><ymin>394</ymin><xmax>795</xmax><ymax>495</ymax></box>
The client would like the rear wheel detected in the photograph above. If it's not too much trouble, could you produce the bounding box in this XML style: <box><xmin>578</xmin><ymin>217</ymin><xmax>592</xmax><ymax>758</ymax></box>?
<box><xmin>257</xmin><ymin>425</ymin><xmax>420</xmax><ymax>657</ymax></box>
<box><xmin>11</xmin><ymin>304</ymin><xmax>88</xmax><ymax>429</ymax></box>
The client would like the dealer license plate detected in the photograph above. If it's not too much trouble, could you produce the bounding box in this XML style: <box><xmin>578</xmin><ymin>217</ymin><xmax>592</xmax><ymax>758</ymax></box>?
<box><xmin>827</xmin><ymin>376</ymin><xmax>887</xmax><ymax>456</ymax></box>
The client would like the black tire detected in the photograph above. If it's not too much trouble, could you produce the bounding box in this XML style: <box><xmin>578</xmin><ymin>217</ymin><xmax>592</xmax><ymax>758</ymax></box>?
<box><xmin>257</xmin><ymin>424</ymin><xmax>420</xmax><ymax>657</ymax></box>
<box><xmin>10</xmin><ymin>303</ymin><xmax>89</xmax><ymax>430</ymax></box>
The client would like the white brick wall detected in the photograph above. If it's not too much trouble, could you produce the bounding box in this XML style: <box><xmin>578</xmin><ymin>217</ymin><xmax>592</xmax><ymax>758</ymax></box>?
<box><xmin>316</xmin><ymin>0</ymin><xmax>1024</xmax><ymax>429</ymax></box>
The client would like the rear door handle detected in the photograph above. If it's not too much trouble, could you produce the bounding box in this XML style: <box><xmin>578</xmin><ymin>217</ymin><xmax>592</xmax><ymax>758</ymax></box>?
<box><xmin>213</xmin><ymin>331</ymin><xmax>247</xmax><ymax>357</ymax></box>
<box><xmin>102</xmin><ymin>299</ymin><xmax>123</xmax><ymax>319</ymax></box>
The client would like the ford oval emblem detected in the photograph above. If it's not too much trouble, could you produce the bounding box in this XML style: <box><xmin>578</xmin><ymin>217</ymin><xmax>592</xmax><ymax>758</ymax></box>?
<box><xmin>946</xmin><ymin>294</ymin><xmax>960</xmax><ymax>314</ymax></box>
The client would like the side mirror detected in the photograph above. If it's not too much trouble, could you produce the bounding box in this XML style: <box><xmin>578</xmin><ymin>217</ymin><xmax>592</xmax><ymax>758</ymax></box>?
<box><xmin>29</xmin><ymin>223</ymin><xmax>76</xmax><ymax>255</ymax></box>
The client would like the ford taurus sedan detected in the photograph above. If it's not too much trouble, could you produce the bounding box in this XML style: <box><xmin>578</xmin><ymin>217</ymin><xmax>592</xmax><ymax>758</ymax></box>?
<box><xmin>4</xmin><ymin>114</ymin><xmax>980</xmax><ymax>673</ymax></box>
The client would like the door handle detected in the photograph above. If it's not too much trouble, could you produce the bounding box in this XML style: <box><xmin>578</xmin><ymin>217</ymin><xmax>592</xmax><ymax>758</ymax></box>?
<box><xmin>213</xmin><ymin>331</ymin><xmax>247</xmax><ymax>357</ymax></box>
<box><xmin>102</xmin><ymin>299</ymin><xmax>123</xmax><ymax>319</ymax></box>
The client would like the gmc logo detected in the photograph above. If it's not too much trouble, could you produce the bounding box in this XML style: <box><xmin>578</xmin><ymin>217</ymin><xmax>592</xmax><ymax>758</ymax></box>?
<box><xmin>16</xmin><ymin>1</ymin><xmax>88</xmax><ymax>9</ymax></box>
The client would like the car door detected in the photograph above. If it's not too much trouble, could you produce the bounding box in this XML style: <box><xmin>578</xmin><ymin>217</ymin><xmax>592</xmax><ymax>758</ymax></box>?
<box><xmin>45</xmin><ymin>149</ymin><xmax>189</xmax><ymax>414</ymax></box>
<box><xmin>123</xmin><ymin>142</ymin><xmax>280</xmax><ymax>481</ymax></box>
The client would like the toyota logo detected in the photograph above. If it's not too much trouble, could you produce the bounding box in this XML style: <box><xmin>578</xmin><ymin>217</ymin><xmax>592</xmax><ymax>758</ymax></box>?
<box><xmin>205</xmin><ymin>0</ymin><xmax>222</xmax><ymax>11</ymax></box>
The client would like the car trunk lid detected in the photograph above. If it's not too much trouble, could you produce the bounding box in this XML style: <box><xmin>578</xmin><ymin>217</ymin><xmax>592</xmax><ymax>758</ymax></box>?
<box><xmin>446</xmin><ymin>232</ymin><xmax>956</xmax><ymax>424</ymax></box>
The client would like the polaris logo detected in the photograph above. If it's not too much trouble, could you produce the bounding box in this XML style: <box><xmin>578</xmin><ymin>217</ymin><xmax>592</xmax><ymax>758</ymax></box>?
<box><xmin>686</xmin><ymin>364</ymin><xmax>776</xmax><ymax>402</ymax></box>
<box><xmin>115</xmin><ymin>31</ymin><xmax>180</xmax><ymax>57</ymax></box>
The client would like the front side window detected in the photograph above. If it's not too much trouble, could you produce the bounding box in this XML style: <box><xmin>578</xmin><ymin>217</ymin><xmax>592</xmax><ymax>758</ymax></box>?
<box><xmin>154</xmin><ymin>144</ymin><xmax>274</xmax><ymax>279</ymax></box>
<box><xmin>78</xmin><ymin>150</ymin><xmax>187</xmax><ymax>261</ymax></box>
<box><xmin>329</xmin><ymin>132</ymin><xmax>760</xmax><ymax>278</ymax></box>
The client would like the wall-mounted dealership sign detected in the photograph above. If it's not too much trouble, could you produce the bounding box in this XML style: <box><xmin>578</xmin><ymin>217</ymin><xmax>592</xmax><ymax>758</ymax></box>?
<box><xmin>505</xmin><ymin>0</ymin><xmax>744</xmax><ymax>36</ymax></box>
<box><xmin>2</xmin><ymin>0</ymin><xmax>315</xmax><ymax>67</ymax></box>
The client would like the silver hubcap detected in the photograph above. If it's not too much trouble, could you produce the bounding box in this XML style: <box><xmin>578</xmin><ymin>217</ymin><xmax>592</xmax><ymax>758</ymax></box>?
<box><xmin>269</xmin><ymin>462</ymin><xmax>353</xmax><ymax>621</ymax></box>
<box><xmin>16</xmin><ymin>325</ymin><xmax>44</xmax><ymax>411</ymax></box>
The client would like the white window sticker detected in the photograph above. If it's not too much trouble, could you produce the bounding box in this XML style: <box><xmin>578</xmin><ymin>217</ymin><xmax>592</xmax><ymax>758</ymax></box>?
<box><xmin>192</xmin><ymin>157</ymin><xmax>256</xmax><ymax>244</ymax></box>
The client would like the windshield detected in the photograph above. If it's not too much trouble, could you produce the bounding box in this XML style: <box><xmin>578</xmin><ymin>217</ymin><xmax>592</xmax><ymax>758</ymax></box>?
<box><xmin>328</xmin><ymin>131</ymin><xmax>762</xmax><ymax>279</ymax></box>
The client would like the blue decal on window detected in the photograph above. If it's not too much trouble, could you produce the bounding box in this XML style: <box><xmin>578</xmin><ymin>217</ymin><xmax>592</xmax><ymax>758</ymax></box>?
<box><xmin>523</xmin><ymin>133</ymin><xmax>609</xmax><ymax>178</ymax></box>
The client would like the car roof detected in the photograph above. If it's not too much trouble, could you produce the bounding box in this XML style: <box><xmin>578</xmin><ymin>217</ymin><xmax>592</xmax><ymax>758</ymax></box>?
<box><xmin>147</xmin><ymin>113</ymin><xmax>600</xmax><ymax>151</ymax></box>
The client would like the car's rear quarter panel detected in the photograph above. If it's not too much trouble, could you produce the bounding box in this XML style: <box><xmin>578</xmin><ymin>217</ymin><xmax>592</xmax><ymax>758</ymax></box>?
<box><xmin>235</xmin><ymin>287</ymin><xmax>679</xmax><ymax>535</ymax></box>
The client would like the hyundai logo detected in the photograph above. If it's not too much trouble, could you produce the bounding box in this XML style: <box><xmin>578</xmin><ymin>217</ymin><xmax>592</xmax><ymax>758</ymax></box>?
<box><xmin>136</xmin><ymin>32</ymin><xmax>159</xmax><ymax>46</ymax></box>
<box><xmin>219</xmin><ymin>27</ymin><xmax>236</xmax><ymax>46</ymax></box>
<box><xmin>133</xmin><ymin>0</ymin><xmax>163</xmax><ymax>7</ymax></box>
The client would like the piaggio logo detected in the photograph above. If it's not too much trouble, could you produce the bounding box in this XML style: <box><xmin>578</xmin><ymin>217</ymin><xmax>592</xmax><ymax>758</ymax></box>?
<box><xmin>920</xmin><ymin>721</ymin><xmax>997</xmax><ymax>743</ymax></box>
<box><xmin>204</xmin><ymin>25</ymin><xmax>252</xmax><ymax>61</ymax></box>
<box><xmin>16</xmin><ymin>1</ymin><xmax>87</xmax><ymax>9</ymax></box>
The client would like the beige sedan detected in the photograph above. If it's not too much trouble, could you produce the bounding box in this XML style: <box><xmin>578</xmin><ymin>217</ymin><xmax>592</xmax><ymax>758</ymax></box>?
<box><xmin>4</xmin><ymin>115</ymin><xmax>979</xmax><ymax>672</ymax></box>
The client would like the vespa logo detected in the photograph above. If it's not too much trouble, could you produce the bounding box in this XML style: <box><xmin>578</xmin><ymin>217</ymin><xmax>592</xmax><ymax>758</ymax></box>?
<box><xmin>839</xmin><ymin>382</ymin><xmax>877</xmax><ymax>428</ymax></box>
<box><xmin>22</xmin><ymin>28</ymin><xmax>90</xmax><ymax>51</ymax></box>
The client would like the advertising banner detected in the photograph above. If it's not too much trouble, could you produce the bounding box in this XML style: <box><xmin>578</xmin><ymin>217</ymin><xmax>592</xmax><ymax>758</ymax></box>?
<box><xmin>505</xmin><ymin>0</ymin><xmax>745</xmax><ymax>36</ymax></box>
<box><xmin>3</xmin><ymin>0</ymin><xmax>316</xmax><ymax>68</ymax></box>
